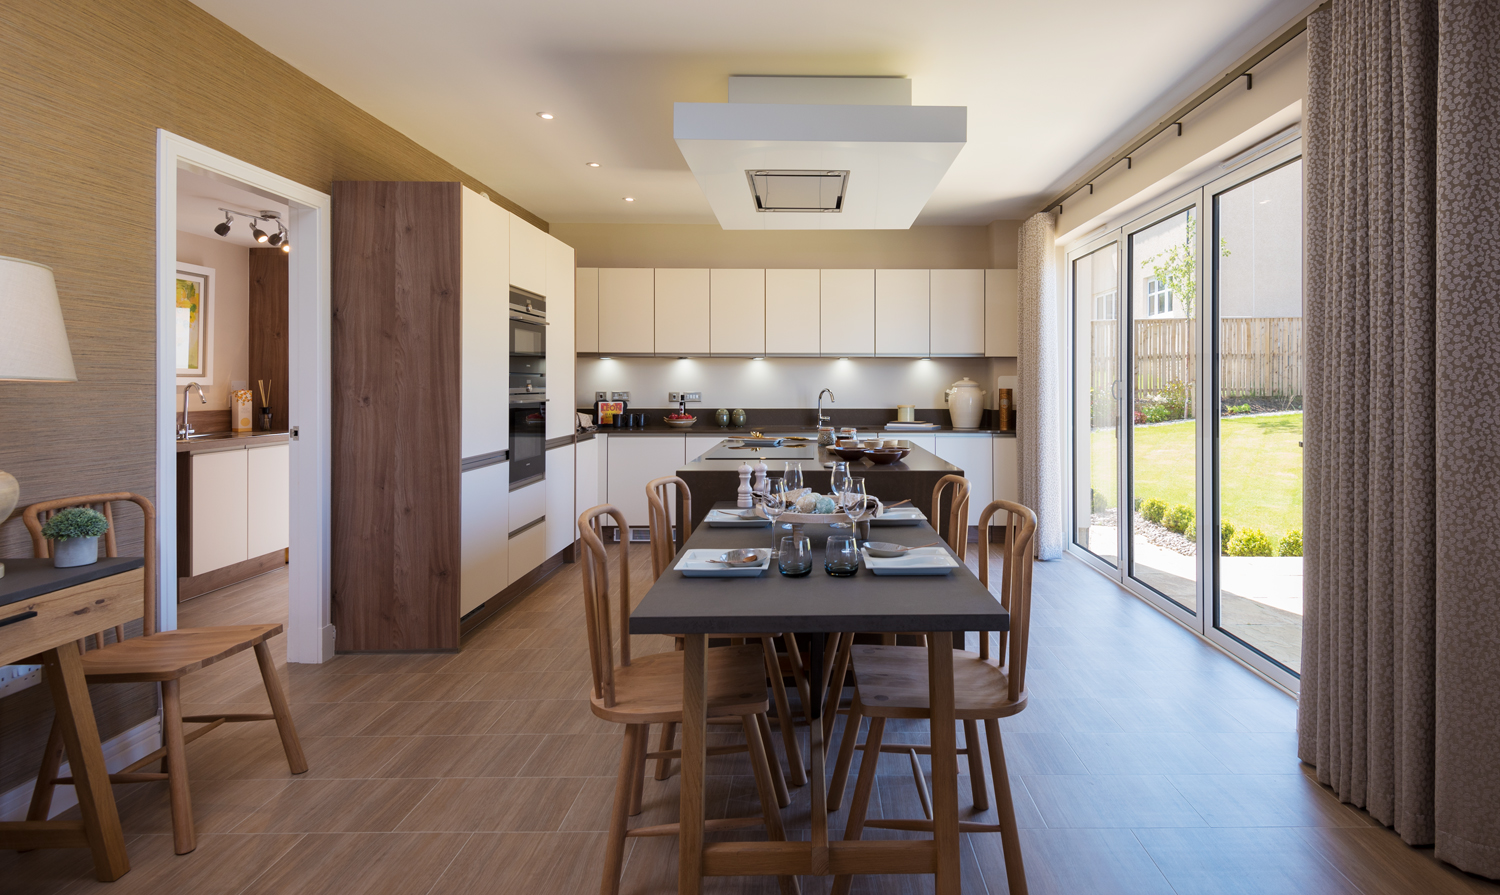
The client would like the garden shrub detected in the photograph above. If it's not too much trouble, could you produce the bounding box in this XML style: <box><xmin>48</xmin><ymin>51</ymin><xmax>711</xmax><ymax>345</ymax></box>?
<box><xmin>1091</xmin><ymin>489</ymin><xmax>1110</xmax><ymax>513</ymax></box>
<box><xmin>1164</xmin><ymin>504</ymin><xmax>1194</xmax><ymax>534</ymax></box>
<box><xmin>1186</xmin><ymin>521</ymin><xmax>1196</xmax><ymax>540</ymax></box>
<box><xmin>1221</xmin><ymin>521</ymin><xmax>1236</xmax><ymax>553</ymax></box>
<box><xmin>1140</xmin><ymin>498</ymin><xmax>1167</xmax><ymax>525</ymax></box>
<box><xmin>1279</xmin><ymin>529</ymin><xmax>1303</xmax><ymax>557</ymax></box>
<box><xmin>1229</xmin><ymin>528</ymin><xmax>1275</xmax><ymax>557</ymax></box>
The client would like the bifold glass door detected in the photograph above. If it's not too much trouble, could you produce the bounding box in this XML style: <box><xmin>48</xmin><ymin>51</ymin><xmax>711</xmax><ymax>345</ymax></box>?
<box><xmin>1067</xmin><ymin>140</ymin><xmax>1305</xmax><ymax>691</ymax></box>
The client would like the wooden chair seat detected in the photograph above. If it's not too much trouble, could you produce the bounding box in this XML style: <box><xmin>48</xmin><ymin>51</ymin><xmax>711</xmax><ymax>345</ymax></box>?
<box><xmin>77</xmin><ymin>624</ymin><xmax>284</xmax><ymax>683</ymax></box>
<box><xmin>590</xmin><ymin>644</ymin><xmax>771</xmax><ymax>725</ymax></box>
<box><xmin>847</xmin><ymin>644</ymin><xmax>1027</xmax><ymax>721</ymax></box>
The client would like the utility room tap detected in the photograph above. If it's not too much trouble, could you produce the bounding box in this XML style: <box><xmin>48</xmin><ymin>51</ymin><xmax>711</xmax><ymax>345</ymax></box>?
<box><xmin>817</xmin><ymin>388</ymin><xmax>836</xmax><ymax>428</ymax></box>
<box><xmin>179</xmin><ymin>382</ymin><xmax>205</xmax><ymax>440</ymax></box>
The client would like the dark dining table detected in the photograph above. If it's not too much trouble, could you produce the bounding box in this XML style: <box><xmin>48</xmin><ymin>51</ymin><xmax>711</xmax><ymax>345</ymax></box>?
<box><xmin>629</xmin><ymin>503</ymin><xmax>1008</xmax><ymax>894</ymax></box>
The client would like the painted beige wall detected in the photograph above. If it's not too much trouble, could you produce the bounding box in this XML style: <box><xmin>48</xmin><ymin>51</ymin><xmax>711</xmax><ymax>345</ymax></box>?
<box><xmin>176</xmin><ymin>231</ymin><xmax>249</xmax><ymax>411</ymax></box>
<box><xmin>551</xmin><ymin>222</ymin><xmax>1015</xmax><ymax>270</ymax></box>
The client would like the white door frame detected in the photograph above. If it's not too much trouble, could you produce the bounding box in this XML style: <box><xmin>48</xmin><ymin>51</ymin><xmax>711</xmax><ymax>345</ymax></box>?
<box><xmin>155</xmin><ymin>129</ymin><xmax>335</xmax><ymax>663</ymax></box>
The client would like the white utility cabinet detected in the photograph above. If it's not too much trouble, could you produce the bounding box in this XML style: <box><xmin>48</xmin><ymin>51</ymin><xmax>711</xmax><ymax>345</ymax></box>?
<box><xmin>819</xmin><ymin>269</ymin><xmax>875</xmax><ymax>356</ymax></box>
<box><xmin>765</xmin><ymin>269</ymin><xmax>820</xmax><ymax>355</ymax></box>
<box><xmin>545</xmin><ymin>444</ymin><xmax>576</xmax><ymax>558</ymax></box>
<box><xmin>930</xmin><ymin>269</ymin><xmax>985</xmax><ymax>356</ymax></box>
<box><xmin>985</xmin><ymin>269</ymin><xmax>1020</xmax><ymax>357</ymax></box>
<box><xmin>576</xmin><ymin>267</ymin><xmax>600</xmax><ymax>354</ymax></box>
<box><xmin>509</xmin><ymin>213</ymin><xmax>548</xmax><ymax>296</ymax></box>
<box><xmin>654</xmin><ymin>268</ymin><xmax>711</xmax><ymax>356</ymax></box>
<box><xmin>246</xmin><ymin>443</ymin><xmax>290</xmax><ymax>558</ymax></box>
<box><xmin>993</xmin><ymin>436</ymin><xmax>1019</xmax><ymax>505</ymax></box>
<box><xmin>875</xmin><ymin>269</ymin><xmax>930</xmax><ymax>357</ymax></box>
<box><xmin>460</xmin><ymin>462</ymin><xmax>509</xmax><ymax>615</ymax></box>
<box><xmin>575</xmin><ymin>437</ymin><xmax>601</xmax><ymax>525</ymax></box>
<box><xmin>710</xmin><ymin>269</ymin><xmax>766</xmax><ymax>355</ymax></box>
<box><xmin>599</xmin><ymin>268</ymin><xmax>655</xmax><ymax>354</ymax></box>
<box><xmin>191</xmin><ymin>449</ymin><xmax>248</xmax><ymax>575</ymax></box>
<box><xmin>606</xmin><ymin>435</ymin><xmax>686</xmax><ymax>530</ymax></box>
<box><xmin>461</xmin><ymin>188</ymin><xmax>510</xmax><ymax>459</ymax></box>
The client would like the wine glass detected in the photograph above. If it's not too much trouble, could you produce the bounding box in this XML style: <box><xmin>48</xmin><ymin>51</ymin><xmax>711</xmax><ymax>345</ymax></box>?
<box><xmin>763</xmin><ymin>477</ymin><xmax>787</xmax><ymax>555</ymax></box>
<box><xmin>830</xmin><ymin>462</ymin><xmax>851</xmax><ymax>507</ymax></box>
<box><xmin>783</xmin><ymin>461</ymin><xmax>803</xmax><ymax>494</ymax></box>
<box><xmin>842</xmin><ymin>477</ymin><xmax>870</xmax><ymax>544</ymax></box>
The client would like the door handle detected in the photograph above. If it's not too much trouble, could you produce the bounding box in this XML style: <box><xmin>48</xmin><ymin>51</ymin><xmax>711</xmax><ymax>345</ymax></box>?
<box><xmin>0</xmin><ymin>610</ymin><xmax>39</xmax><ymax>628</ymax></box>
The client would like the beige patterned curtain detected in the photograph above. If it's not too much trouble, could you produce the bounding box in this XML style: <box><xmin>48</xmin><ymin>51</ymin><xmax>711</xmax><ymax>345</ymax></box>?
<box><xmin>1018</xmin><ymin>212</ymin><xmax>1062</xmax><ymax>560</ymax></box>
<box><xmin>1301</xmin><ymin>0</ymin><xmax>1500</xmax><ymax>878</ymax></box>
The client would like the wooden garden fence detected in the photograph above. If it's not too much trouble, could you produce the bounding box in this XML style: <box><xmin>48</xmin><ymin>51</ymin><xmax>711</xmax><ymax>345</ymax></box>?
<box><xmin>1089</xmin><ymin>317</ymin><xmax>1304</xmax><ymax>400</ymax></box>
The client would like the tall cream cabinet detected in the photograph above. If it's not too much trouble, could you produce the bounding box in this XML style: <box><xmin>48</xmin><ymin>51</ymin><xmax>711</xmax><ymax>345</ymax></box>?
<box><xmin>461</xmin><ymin>188</ymin><xmax>510</xmax><ymax>460</ymax></box>
<box><xmin>875</xmin><ymin>269</ymin><xmax>930</xmax><ymax>356</ymax></box>
<box><xmin>820</xmin><ymin>269</ymin><xmax>875</xmax><ymax>356</ymax></box>
<box><xmin>545</xmin><ymin>236</ymin><xmax>577</xmax><ymax>440</ymax></box>
<box><xmin>765</xmin><ymin>269</ymin><xmax>820</xmax><ymax>355</ymax></box>
<box><xmin>509</xmin><ymin>214</ymin><xmax>548</xmax><ymax>296</ymax></box>
<box><xmin>598</xmin><ymin>268</ymin><xmax>655</xmax><ymax>354</ymax></box>
<box><xmin>930</xmin><ymin>269</ymin><xmax>985</xmax><ymax>356</ymax></box>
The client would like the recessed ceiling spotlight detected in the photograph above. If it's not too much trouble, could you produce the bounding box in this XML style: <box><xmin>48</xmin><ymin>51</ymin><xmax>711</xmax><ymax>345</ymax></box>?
<box><xmin>623</xmin><ymin>197</ymin><xmax>635</xmax><ymax>202</ymax></box>
<box><xmin>536</xmin><ymin>112</ymin><xmax>554</xmax><ymax>119</ymax></box>
<box><xmin>586</xmin><ymin>162</ymin><xmax>600</xmax><ymax>167</ymax></box>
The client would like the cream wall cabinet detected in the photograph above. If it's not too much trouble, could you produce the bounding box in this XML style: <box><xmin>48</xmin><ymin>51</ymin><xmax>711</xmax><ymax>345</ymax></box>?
<box><xmin>460</xmin><ymin>462</ymin><xmax>509</xmax><ymax>615</ymax></box>
<box><xmin>765</xmin><ymin>269</ymin><xmax>820</xmax><ymax>355</ymax></box>
<box><xmin>509</xmin><ymin>213</ymin><xmax>548</xmax><ymax>296</ymax></box>
<box><xmin>576</xmin><ymin>267</ymin><xmax>600</xmax><ymax>354</ymax></box>
<box><xmin>820</xmin><ymin>269</ymin><xmax>875</xmax><ymax>356</ymax></box>
<box><xmin>930</xmin><ymin>269</ymin><xmax>985</xmax><ymax>356</ymax></box>
<box><xmin>985</xmin><ymin>269</ymin><xmax>1020</xmax><ymax>357</ymax></box>
<box><xmin>545</xmin><ymin>443</ymin><xmax>576</xmax><ymax>557</ymax></box>
<box><xmin>598</xmin><ymin>268</ymin><xmax>655</xmax><ymax>354</ymax></box>
<box><xmin>654</xmin><ymin>268</ymin><xmax>711</xmax><ymax>356</ymax></box>
<box><xmin>190</xmin><ymin>449</ymin><xmax>249</xmax><ymax>575</ymax></box>
<box><xmin>932</xmin><ymin>434</ymin><xmax>992</xmax><ymax>526</ymax></box>
<box><xmin>710</xmin><ymin>269</ymin><xmax>766</xmax><ymax>355</ymax></box>
<box><xmin>546</xmin><ymin>237</ymin><xmax>577</xmax><ymax>440</ymax></box>
<box><xmin>605</xmin><ymin>435</ymin><xmax>685</xmax><ymax>529</ymax></box>
<box><xmin>246</xmin><ymin>443</ymin><xmax>290</xmax><ymax>558</ymax></box>
<box><xmin>461</xmin><ymin>187</ymin><xmax>510</xmax><ymax>459</ymax></box>
<box><xmin>875</xmin><ymin>269</ymin><xmax>930</xmax><ymax>356</ymax></box>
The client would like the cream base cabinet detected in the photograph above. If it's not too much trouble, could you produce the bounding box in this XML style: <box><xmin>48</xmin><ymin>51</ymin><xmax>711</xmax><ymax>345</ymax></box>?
<box><xmin>606</xmin><ymin>435</ymin><xmax>686</xmax><ymax>529</ymax></box>
<box><xmin>685</xmin><ymin>435</ymin><xmax>722</xmax><ymax>462</ymax></box>
<box><xmin>546</xmin><ymin>444</ymin><xmax>576</xmax><ymax>558</ymax></box>
<box><xmin>576</xmin><ymin>267</ymin><xmax>600</xmax><ymax>355</ymax></box>
<box><xmin>508</xmin><ymin>479</ymin><xmax>547</xmax><ymax>584</ymax></box>
<box><xmin>930</xmin><ymin>269</ymin><xmax>985</xmax><ymax>356</ymax></box>
<box><xmin>985</xmin><ymin>269</ymin><xmax>1020</xmax><ymax>357</ymax></box>
<box><xmin>766</xmin><ymin>269</ymin><xmax>820</xmax><ymax>355</ymax></box>
<box><xmin>575</xmin><ymin>437</ymin><xmax>601</xmax><ymax>523</ymax></box>
<box><xmin>460</xmin><ymin>462</ymin><xmax>509</xmax><ymax>616</ymax></box>
<box><xmin>545</xmin><ymin>236</ymin><xmax>577</xmax><ymax>440</ymax></box>
<box><xmin>875</xmin><ymin>269</ymin><xmax>929</xmax><ymax>357</ymax></box>
<box><xmin>932</xmin><ymin>434</ymin><xmax>993</xmax><ymax>526</ymax></box>
<box><xmin>993</xmin><ymin>437</ymin><xmax>1019</xmax><ymax>505</ymax></box>
<box><xmin>246</xmin><ymin>444</ymin><xmax>290</xmax><ymax>558</ymax></box>
<box><xmin>190</xmin><ymin>449</ymin><xmax>249</xmax><ymax>575</ymax></box>
<box><xmin>599</xmin><ymin>268</ymin><xmax>655</xmax><ymax>355</ymax></box>
<box><xmin>654</xmin><ymin>268</ymin><xmax>710</xmax><ymax>356</ymax></box>
<box><xmin>820</xmin><ymin>269</ymin><xmax>875</xmax><ymax>356</ymax></box>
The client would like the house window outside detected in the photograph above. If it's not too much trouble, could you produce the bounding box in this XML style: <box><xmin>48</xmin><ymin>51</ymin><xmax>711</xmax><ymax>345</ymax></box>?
<box><xmin>1093</xmin><ymin>290</ymin><xmax>1117</xmax><ymax>321</ymax></box>
<box><xmin>1145</xmin><ymin>278</ymin><xmax>1173</xmax><ymax>316</ymax></box>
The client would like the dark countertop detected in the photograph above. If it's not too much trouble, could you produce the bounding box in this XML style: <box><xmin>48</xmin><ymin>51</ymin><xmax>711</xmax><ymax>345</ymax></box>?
<box><xmin>580</xmin><ymin>409</ymin><xmax>1016</xmax><ymax>438</ymax></box>
<box><xmin>680</xmin><ymin>441</ymin><xmax>958</xmax><ymax>474</ymax></box>
<box><xmin>175</xmin><ymin>430</ymin><xmax>290</xmax><ymax>453</ymax></box>
<box><xmin>629</xmin><ymin>503</ymin><xmax>1006</xmax><ymax>635</ymax></box>
<box><xmin>1</xmin><ymin>557</ymin><xmax>145</xmax><ymax>607</ymax></box>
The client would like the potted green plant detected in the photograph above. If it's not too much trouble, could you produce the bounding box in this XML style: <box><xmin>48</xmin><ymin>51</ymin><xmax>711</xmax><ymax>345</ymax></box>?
<box><xmin>42</xmin><ymin>507</ymin><xmax>108</xmax><ymax>568</ymax></box>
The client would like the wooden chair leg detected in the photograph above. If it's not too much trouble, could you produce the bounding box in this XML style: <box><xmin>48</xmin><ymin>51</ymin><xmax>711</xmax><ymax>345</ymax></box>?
<box><xmin>25</xmin><ymin>717</ymin><xmax>65</xmax><ymax>823</ymax></box>
<box><xmin>822</xmin><ymin>633</ymin><xmax>853</xmax><ymax>744</ymax></box>
<box><xmin>826</xmin><ymin>700</ymin><xmax>864</xmax><ymax>810</ymax></box>
<box><xmin>964</xmin><ymin>719</ymin><xmax>989</xmax><ymax>811</ymax></box>
<box><xmin>741</xmin><ymin>714</ymin><xmax>800</xmax><ymax>895</ymax></box>
<box><xmin>831</xmin><ymin>715</ymin><xmax>885</xmax><ymax>895</ymax></box>
<box><xmin>782</xmin><ymin>634</ymin><xmax>812</xmax><ymax>720</ymax></box>
<box><xmin>161</xmin><ymin>679</ymin><xmax>196</xmax><ymax>855</ymax></box>
<box><xmin>654</xmin><ymin>722</ymin><xmax>677</xmax><ymax>780</ymax></box>
<box><xmin>628</xmin><ymin>719</ymin><xmax>649</xmax><ymax>817</ymax></box>
<box><xmin>762</xmin><ymin>638</ymin><xmax>807</xmax><ymax>787</ymax></box>
<box><xmin>756</xmin><ymin>711</ymin><xmax>790</xmax><ymax>808</ymax></box>
<box><xmin>601</xmin><ymin>724</ymin><xmax>642</xmax><ymax>895</ymax></box>
<box><xmin>984</xmin><ymin>718</ymin><xmax>1028</xmax><ymax>895</ymax></box>
<box><xmin>254</xmin><ymin>641</ymin><xmax>307</xmax><ymax>774</ymax></box>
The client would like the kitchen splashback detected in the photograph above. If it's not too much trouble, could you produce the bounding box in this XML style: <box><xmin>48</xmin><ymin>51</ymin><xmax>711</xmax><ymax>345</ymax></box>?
<box><xmin>577</xmin><ymin>355</ymin><xmax>1008</xmax><ymax>410</ymax></box>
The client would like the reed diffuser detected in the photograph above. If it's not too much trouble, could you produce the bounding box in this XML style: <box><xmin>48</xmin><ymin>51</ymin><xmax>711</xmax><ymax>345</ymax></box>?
<box><xmin>257</xmin><ymin>379</ymin><xmax>273</xmax><ymax>431</ymax></box>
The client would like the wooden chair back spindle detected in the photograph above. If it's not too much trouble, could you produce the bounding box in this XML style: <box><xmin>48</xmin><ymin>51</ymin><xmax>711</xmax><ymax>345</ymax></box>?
<box><xmin>22</xmin><ymin>492</ymin><xmax>158</xmax><ymax>645</ymax></box>
<box><xmin>578</xmin><ymin>504</ymin><xmax>634</xmax><ymax>709</ymax></box>
<box><xmin>975</xmin><ymin>500</ymin><xmax>1037</xmax><ymax>703</ymax></box>
<box><xmin>645</xmin><ymin>476</ymin><xmax>692</xmax><ymax>581</ymax></box>
<box><xmin>930</xmin><ymin>475</ymin><xmax>971</xmax><ymax>561</ymax></box>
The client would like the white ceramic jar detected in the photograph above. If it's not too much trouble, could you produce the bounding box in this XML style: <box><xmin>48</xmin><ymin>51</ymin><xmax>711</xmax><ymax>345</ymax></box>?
<box><xmin>944</xmin><ymin>377</ymin><xmax>987</xmax><ymax>429</ymax></box>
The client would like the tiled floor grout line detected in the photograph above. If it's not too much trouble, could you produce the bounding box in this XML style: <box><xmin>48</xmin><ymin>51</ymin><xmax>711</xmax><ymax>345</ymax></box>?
<box><xmin>415</xmin><ymin>830</ymin><xmax>475</xmax><ymax>895</ymax></box>
<box><xmin>229</xmin><ymin>831</ymin><xmax>309</xmax><ymax>895</ymax></box>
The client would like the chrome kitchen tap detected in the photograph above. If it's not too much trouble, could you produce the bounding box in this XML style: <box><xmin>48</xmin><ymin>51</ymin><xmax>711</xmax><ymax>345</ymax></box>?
<box><xmin>179</xmin><ymin>382</ymin><xmax>205</xmax><ymax>440</ymax></box>
<box><xmin>817</xmin><ymin>388</ymin><xmax>836</xmax><ymax>428</ymax></box>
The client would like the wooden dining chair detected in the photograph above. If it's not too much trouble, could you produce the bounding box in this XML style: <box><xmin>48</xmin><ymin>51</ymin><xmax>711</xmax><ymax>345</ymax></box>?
<box><xmin>579</xmin><ymin>504</ymin><xmax>799</xmax><ymax>895</ymax></box>
<box><xmin>22</xmin><ymin>493</ymin><xmax>306</xmax><ymax>856</ymax></box>
<box><xmin>645</xmin><ymin>475</ymin><xmax>809</xmax><ymax>788</ymax></box>
<box><xmin>931</xmin><ymin>473</ymin><xmax>971</xmax><ymax>561</ymax></box>
<box><xmin>826</xmin><ymin>499</ymin><xmax>1036</xmax><ymax>895</ymax></box>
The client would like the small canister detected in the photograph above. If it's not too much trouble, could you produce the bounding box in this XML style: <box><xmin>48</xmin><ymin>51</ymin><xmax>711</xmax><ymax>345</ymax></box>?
<box><xmin>731</xmin><ymin>408</ymin><xmax>747</xmax><ymax>427</ymax></box>
<box><xmin>896</xmin><ymin>404</ymin><xmax>915</xmax><ymax>422</ymax></box>
<box><xmin>817</xmin><ymin>426</ymin><xmax>835</xmax><ymax>446</ymax></box>
<box><xmin>716</xmin><ymin>408</ymin><xmax>730</xmax><ymax>427</ymax></box>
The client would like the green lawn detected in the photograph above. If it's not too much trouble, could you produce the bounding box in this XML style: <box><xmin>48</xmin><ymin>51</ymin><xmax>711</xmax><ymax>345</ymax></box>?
<box><xmin>1088</xmin><ymin>413</ymin><xmax>1303</xmax><ymax>540</ymax></box>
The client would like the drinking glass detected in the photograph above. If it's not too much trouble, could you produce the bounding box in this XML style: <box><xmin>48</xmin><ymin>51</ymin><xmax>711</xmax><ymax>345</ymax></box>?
<box><xmin>778</xmin><ymin>535</ymin><xmax>813</xmax><ymax>577</ymax></box>
<box><xmin>824</xmin><ymin>534</ymin><xmax>860</xmax><ymax>577</ymax></box>
<box><xmin>830</xmin><ymin>462</ymin><xmax>851</xmax><ymax>506</ymax></box>
<box><xmin>763</xmin><ymin>478</ymin><xmax>787</xmax><ymax>555</ymax></box>
<box><xmin>843</xmin><ymin>477</ymin><xmax>870</xmax><ymax>542</ymax></box>
<box><xmin>783</xmin><ymin>461</ymin><xmax>803</xmax><ymax>493</ymax></box>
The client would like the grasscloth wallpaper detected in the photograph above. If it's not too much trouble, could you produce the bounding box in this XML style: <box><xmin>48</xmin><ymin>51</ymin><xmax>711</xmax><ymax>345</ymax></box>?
<box><xmin>0</xmin><ymin>0</ymin><xmax>542</xmax><ymax>795</ymax></box>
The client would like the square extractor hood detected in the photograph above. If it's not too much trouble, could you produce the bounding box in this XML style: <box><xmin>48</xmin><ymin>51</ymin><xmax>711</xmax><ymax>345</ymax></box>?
<box><xmin>675</xmin><ymin>77</ymin><xmax>966</xmax><ymax>230</ymax></box>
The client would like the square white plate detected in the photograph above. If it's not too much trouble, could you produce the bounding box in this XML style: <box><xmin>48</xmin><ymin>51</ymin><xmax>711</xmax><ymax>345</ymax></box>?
<box><xmin>676</xmin><ymin>548</ymin><xmax>772</xmax><ymax>577</ymax></box>
<box><xmin>860</xmin><ymin>546</ymin><xmax>959</xmax><ymax>575</ymax></box>
<box><xmin>871</xmin><ymin>506</ymin><xmax>926</xmax><ymax>526</ymax></box>
<box><xmin>706</xmin><ymin>509</ymin><xmax>771</xmax><ymax>527</ymax></box>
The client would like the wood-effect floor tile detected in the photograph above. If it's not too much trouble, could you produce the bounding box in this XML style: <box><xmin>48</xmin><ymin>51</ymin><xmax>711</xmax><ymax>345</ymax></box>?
<box><xmin>231</xmin><ymin>778</ymin><xmax>438</xmax><ymax>833</ymax></box>
<box><xmin>395</xmin><ymin>776</ymin><xmax>587</xmax><ymax>832</ymax></box>
<box><xmin>373</xmin><ymin>734</ymin><xmax>543</xmax><ymax>778</ymax></box>
<box><xmin>237</xmin><ymin>831</ymin><xmax>468</xmax><ymax>895</ymax></box>
<box><xmin>1133</xmin><ymin>826</ymin><xmax>1364</xmax><ymax>894</ymax></box>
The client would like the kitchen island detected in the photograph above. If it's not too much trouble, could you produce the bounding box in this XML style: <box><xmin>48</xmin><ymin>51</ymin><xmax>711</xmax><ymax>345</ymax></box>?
<box><xmin>675</xmin><ymin>438</ymin><xmax>963</xmax><ymax>534</ymax></box>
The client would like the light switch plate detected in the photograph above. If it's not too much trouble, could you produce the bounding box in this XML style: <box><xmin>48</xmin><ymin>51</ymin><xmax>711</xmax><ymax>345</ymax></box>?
<box><xmin>610</xmin><ymin>391</ymin><xmax>630</xmax><ymax>401</ymax></box>
<box><xmin>595</xmin><ymin>391</ymin><xmax>607</xmax><ymax>402</ymax></box>
<box><xmin>669</xmin><ymin>391</ymin><xmax>703</xmax><ymax>403</ymax></box>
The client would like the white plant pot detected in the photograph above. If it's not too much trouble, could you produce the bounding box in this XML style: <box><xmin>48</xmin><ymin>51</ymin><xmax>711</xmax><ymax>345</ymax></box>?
<box><xmin>53</xmin><ymin>536</ymin><xmax>99</xmax><ymax>568</ymax></box>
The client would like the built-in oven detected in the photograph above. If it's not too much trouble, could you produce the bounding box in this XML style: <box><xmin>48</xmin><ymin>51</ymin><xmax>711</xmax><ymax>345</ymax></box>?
<box><xmin>508</xmin><ymin>291</ymin><xmax>548</xmax><ymax>485</ymax></box>
<box><xmin>509</xmin><ymin>292</ymin><xmax>547</xmax><ymax>358</ymax></box>
<box><xmin>509</xmin><ymin>394</ymin><xmax>546</xmax><ymax>486</ymax></box>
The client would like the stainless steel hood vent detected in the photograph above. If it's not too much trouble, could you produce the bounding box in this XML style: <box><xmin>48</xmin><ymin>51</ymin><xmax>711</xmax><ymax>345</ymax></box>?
<box><xmin>747</xmin><ymin>170</ymin><xmax>848</xmax><ymax>213</ymax></box>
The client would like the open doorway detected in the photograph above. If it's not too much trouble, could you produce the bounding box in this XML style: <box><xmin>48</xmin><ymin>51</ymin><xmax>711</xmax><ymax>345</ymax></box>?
<box><xmin>154</xmin><ymin>131</ymin><xmax>333</xmax><ymax>663</ymax></box>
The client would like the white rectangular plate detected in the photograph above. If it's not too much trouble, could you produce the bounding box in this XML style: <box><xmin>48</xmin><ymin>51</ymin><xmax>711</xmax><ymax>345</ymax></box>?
<box><xmin>860</xmin><ymin>547</ymin><xmax>959</xmax><ymax>575</ymax></box>
<box><xmin>706</xmin><ymin>509</ymin><xmax>771</xmax><ymax>527</ymax></box>
<box><xmin>676</xmin><ymin>548</ymin><xmax>772</xmax><ymax>577</ymax></box>
<box><xmin>871</xmin><ymin>507</ymin><xmax>926</xmax><ymax>526</ymax></box>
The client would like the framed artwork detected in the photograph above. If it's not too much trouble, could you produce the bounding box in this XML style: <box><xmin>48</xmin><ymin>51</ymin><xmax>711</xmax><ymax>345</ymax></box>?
<box><xmin>175</xmin><ymin>262</ymin><xmax>215</xmax><ymax>385</ymax></box>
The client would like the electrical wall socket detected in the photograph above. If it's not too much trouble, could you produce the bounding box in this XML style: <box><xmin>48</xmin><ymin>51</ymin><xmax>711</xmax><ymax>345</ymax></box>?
<box><xmin>594</xmin><ymin>391</ymin><xmax>607</xmax><ymax>402</ymax></box>
<box><xmin>610</xmin><ymin>391</ymin><xmax>630</xmax><ymax>401</ymax></box>
<box><xmin>668</xmin><ymin>391</ymin><xmax>703</xmax><ymax>403</ymax></box>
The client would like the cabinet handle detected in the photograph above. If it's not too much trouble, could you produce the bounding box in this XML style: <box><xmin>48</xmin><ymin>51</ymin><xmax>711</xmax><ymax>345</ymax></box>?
<box><xmin>0</xmin><ymin>610</ymin><xmax>39</xmax><ymax>628</ymax></box>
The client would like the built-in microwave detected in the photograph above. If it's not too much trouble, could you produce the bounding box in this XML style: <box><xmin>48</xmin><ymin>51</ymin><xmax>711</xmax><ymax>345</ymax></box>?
<box><xmin>509</xmin><ymin>291</ymin><xmax>547</xmax><ymax>357</ymax></box>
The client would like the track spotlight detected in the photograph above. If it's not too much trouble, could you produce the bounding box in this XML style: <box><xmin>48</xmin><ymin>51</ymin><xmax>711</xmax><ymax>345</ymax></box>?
<box><xmin>250</xmin><ymin>222</ymin><xmax>269</xmax><ymax>243</ymax></box>
<box><xmin>267</xmin><ymin>230</ymin><xmax>285</xmax><ymax>248</ymax></box>
<box><xmin>214</xmin><ymin>211</ymin><xmax>233</xmax><ymax>237</ymax></box>
<box><xmin>281</xmin><ymin>241</ymin><xmax>291</xmax><ymax>254</ymax></box>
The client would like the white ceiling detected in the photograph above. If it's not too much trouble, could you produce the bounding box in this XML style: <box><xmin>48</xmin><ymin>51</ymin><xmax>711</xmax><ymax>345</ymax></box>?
<box><xmin>189</xmin><ymin>0</ymin><xmax>1309</xmax><ymax>227</ymax></box>
<box><xmin>177</xmin><ymin>168</ymin><xmax>290</xmax><ymax>248</ymax></box>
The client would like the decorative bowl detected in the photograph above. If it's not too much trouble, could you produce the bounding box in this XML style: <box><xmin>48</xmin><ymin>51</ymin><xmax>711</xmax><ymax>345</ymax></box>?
<box><xmin>863</xmin><ymin>448</ymin><xmax>910</xmax><ymax>465</ymax></box>
<box><xmin>828</xmin><ymin>445</ymin><xmax>868</xmax><ymax>461</ymax></box>
<box><xmin>663</xmin><ymin>415</ymin><xmax>697</xmax><ymax>429</ymax></box>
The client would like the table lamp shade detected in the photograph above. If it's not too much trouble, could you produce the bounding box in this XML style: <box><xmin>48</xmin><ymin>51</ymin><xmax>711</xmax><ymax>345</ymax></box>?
<box><xmin>0</xmin><ymin>255</ymin><xmax>78</xmax><ymax>381</ymax></box>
